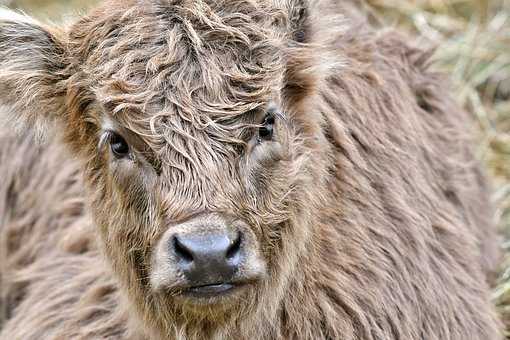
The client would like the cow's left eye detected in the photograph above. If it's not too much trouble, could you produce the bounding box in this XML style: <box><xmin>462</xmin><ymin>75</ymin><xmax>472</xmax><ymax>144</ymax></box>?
<box><xmin>258</xmin><ymin>112</ymin><xmax>275</xmax><ymax>142</ymax></box>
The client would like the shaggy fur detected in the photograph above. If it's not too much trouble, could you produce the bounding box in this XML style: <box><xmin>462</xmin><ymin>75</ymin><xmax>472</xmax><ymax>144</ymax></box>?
<box><xmin>0</xmin><ymin>0</ymin><xmax>502</xmax><ymax>339</ymax></box>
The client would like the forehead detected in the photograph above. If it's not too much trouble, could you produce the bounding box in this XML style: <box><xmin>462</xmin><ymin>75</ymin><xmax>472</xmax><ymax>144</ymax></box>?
<box><xmin>71</xmin><ymin>0</ymin><xmax>285</xmax><ymax>137</ymax></box>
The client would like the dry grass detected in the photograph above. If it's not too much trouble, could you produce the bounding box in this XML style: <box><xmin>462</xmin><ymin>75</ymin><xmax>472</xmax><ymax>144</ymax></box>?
<box><xmin>0</xmin><ymin>0</ymin><xmax>97</xmax><ymax>20</ymax></box>
<box><xmin>4</xmin><ymin>0</ymin><xmax>510</xmax><ymax>335</ymax></box>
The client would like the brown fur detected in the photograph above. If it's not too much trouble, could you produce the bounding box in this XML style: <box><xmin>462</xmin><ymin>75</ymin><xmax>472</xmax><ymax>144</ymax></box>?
<box><xmin>0</xmin><ymin>0</ymin><xmax>502</xmax><ymax>339</ymax></box>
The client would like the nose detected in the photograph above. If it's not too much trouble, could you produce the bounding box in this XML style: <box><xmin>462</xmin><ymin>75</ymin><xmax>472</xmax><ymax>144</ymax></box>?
<box><xmin>171</xmin><ymin>230</ymin><xmax>243</xmax><ymax>285</ymax></box>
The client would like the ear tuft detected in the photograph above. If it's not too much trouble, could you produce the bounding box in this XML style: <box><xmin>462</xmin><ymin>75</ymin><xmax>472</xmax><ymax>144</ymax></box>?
<box><xmin>278</xmin><ymin>1</ymin><xmax>347</xmax><ymax>110</ymax></box>
<box><xmin>0</xmin><ymin>8</ymin><xmax>68</xmax><ymax>139</ymax></box>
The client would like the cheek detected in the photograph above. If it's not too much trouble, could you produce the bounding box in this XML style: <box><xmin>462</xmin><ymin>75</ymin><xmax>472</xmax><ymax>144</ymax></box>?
<box><xmin>89</xmin><ymin>161</ymin><xmax>161</xmax><ymax>247</ymax></box>
<box><xmin>90</xmin><ymin>177</ymin><xmax>161</xmax><ymax>287</ymax></box>
<box><xmin>109</xmin><ymin>159</ymin><xmax>159</xmax><ymax>211</ymax></box>
<box><xmin>243</xmin><ymin>126</ymin><xmax>293</xmax><ymax>195</ymax></box>
<box><xmin>238</xmin><ymin>144</ymin><xmax>294</xmax><ymax>228</ymax></box>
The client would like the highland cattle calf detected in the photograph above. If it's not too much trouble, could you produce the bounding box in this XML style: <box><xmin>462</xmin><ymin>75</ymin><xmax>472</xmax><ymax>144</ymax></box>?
<box><xmin>0</xmin><ymin>0</ymin><xmax>502</xmax><ymax>339</ymax></box>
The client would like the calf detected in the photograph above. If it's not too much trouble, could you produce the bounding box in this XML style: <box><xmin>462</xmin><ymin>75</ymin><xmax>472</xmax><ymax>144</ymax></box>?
<box><xmin>0</xmin><ymin>0</ymin><xmax>502</xmax><ymax>339</ymax></box>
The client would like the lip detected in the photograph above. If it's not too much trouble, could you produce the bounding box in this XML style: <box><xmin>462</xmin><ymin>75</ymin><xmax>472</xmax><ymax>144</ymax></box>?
<box><xmin>182</xmin><ymin>283</ymin><xmax>239</xmax><ymax>298</ymax></box>
<box><xmin>176</xmin><ymin>282</ymin><xmax>254</xmax><ymax>302</ymax></box>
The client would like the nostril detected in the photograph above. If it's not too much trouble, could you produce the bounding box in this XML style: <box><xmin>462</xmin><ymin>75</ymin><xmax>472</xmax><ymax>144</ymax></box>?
<box><xmin>226</xmin><ymin>232</ymin><xmax>242</xmax><ymax>260</ymax></box>
<box><xmin>173</xmin><ymin>236</ymin><xmax>194</xmax><ymax>263</ymax></box>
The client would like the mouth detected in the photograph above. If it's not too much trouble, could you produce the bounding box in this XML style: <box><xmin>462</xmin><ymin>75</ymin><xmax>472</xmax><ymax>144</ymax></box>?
<box><xmin>181</xmin><ymin>282</ymin><xmax>242</xmax><ymax>299</ymax></box>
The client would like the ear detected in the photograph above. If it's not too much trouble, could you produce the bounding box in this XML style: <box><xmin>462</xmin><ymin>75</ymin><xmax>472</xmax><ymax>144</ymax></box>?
<box><xmin>0</xmin><ymin>8</ymin><xmax>68</xmax><ymax>138</ymax></box>
<box><xmin>274</xmin><ymin>0</ymin><xmax>346</xmax><ymax>110</ymax></box>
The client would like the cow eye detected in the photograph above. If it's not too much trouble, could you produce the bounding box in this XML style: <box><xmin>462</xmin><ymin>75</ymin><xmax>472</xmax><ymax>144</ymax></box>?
<box><xmin>108</xmin><ymin>132</ymin><xmax>130</xmax><ymax>158</ymax></box>
<box><xmin>258</xmin><ymin>112</ymin><xmax>275</xmax><ymax>141</ymax></box>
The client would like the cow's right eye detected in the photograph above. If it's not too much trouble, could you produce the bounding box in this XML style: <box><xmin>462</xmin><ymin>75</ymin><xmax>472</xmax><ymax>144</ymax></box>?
<box><xmin>258</xmin><ymin>112</ymin><xmax>275</xmax><ymax>142</ymax></box>
<box><xmin>108</xmin><ymin>132</ymin><xmax>130</xmax><ymax>158</ymax></box>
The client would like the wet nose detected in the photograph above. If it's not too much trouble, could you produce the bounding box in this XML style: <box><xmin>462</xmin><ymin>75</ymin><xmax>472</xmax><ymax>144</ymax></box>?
<box><xmin>171</xmin><ymin>231</ymin><xmax>243</xmax><ymax>284</ymax></box>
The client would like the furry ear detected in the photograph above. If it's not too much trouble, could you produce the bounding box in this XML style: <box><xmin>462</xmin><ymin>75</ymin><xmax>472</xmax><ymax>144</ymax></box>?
<box><xmin>274</xmin><ymin>0</ymin><xmax>345</xmax><ymax>110</ymax></box>
<box><xmin>0</xmin><ymin>9</ymin><xmax>68</xmax><ymax>138</ymax></box>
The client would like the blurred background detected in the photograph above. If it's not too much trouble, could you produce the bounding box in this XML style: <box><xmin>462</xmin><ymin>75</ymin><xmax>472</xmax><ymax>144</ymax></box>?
<box><xmin>1</xmin><ymin>0</ymin><xmax>97</xmax><ymax>19</ymax></box>
<box><xmin>2</xmin><ymin>0</ymin><xmax>510</xmax><ymax>336</ymax></box>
